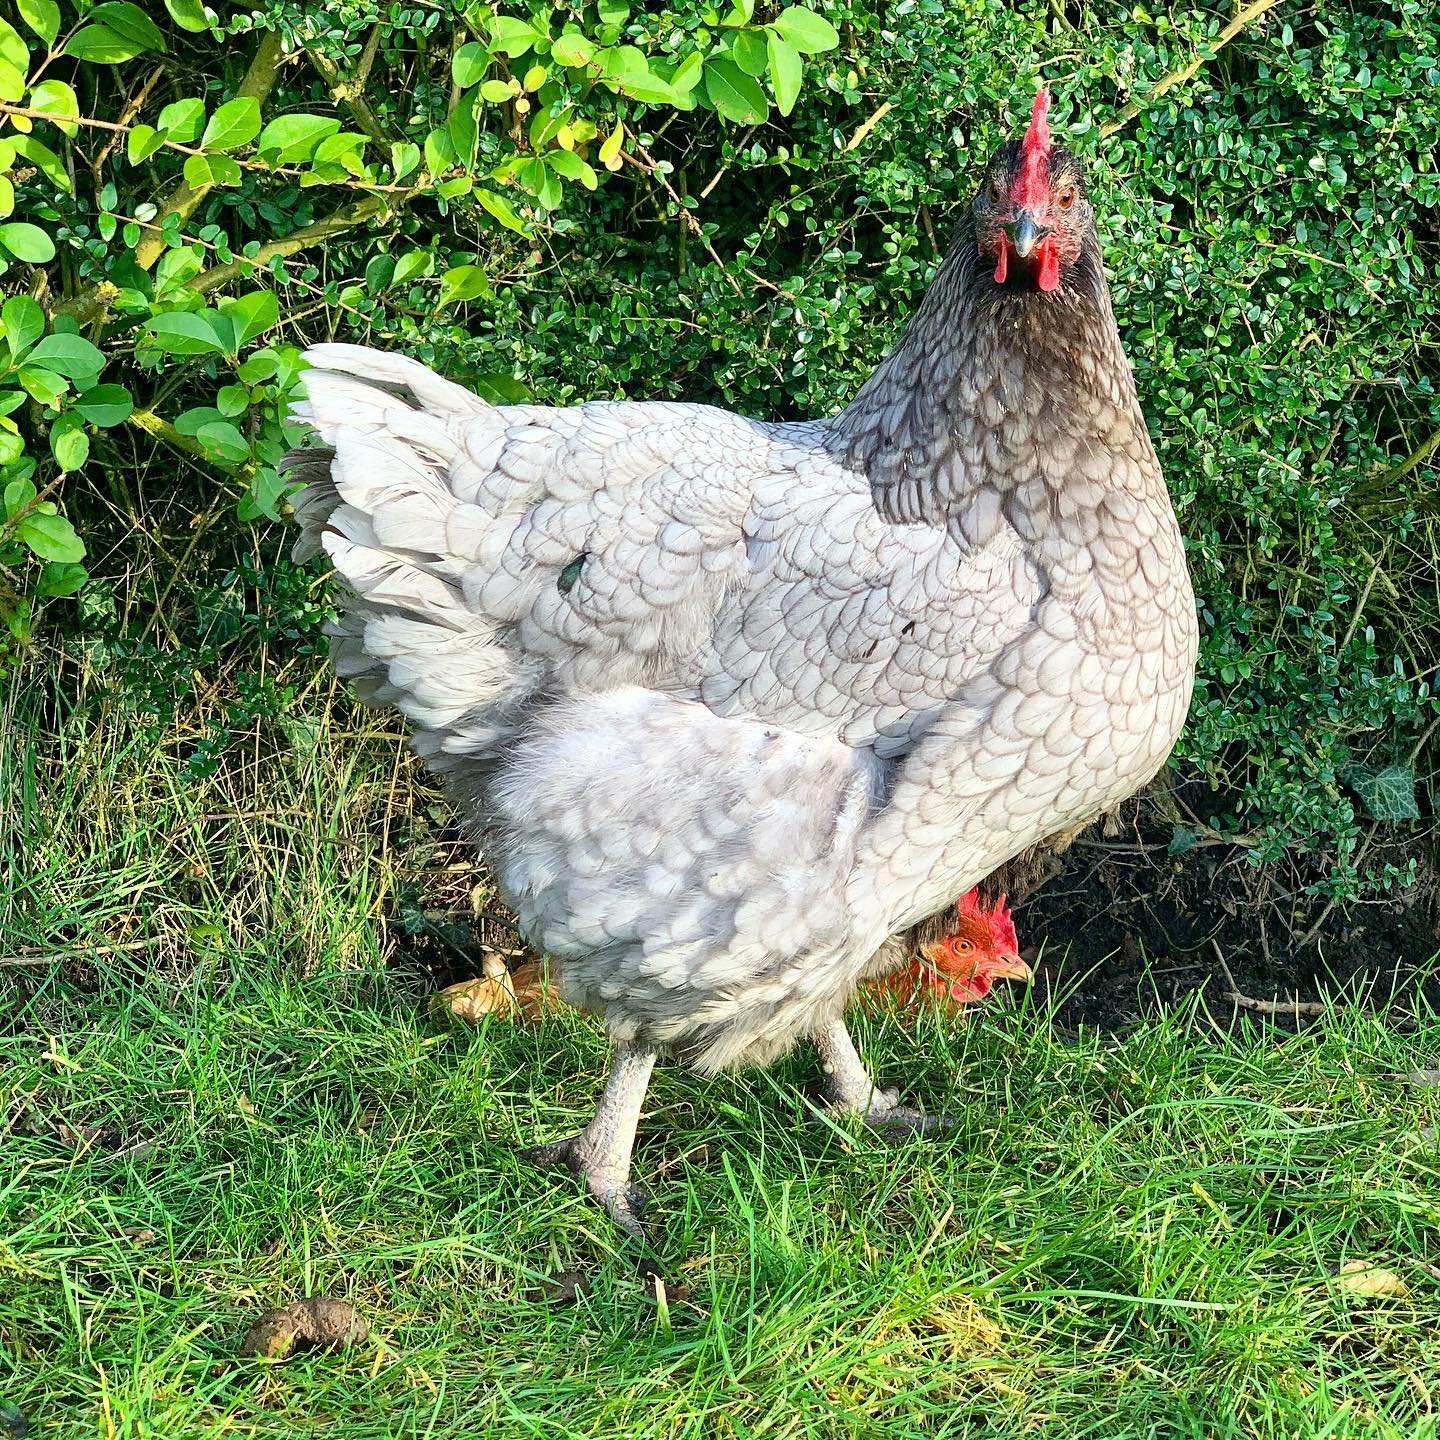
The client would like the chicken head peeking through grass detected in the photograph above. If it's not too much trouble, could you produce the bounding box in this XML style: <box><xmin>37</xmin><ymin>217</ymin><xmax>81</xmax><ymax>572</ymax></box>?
<box><xmin>285</xmin><ymin>86</ymin><xmax>1198</xmax><ymax>1244</ymax></box>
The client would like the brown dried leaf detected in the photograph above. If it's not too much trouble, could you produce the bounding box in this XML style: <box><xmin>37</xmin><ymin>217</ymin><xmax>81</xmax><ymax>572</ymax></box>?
<box><xmin>239</xmin><ymin>1297</ymin><xmax>369</xmax><ymax>1359</ymax></box>
<box><xmin>1337</xmin><ymin>1259</ymin><xmax>1409</xmax><ymax>1299</ymax></box>
<box><xmin>510</xmin><ymin>960</ymin><xmax>563</xmax><ymax>1019</ymax></box>
<box><xmin>56</xmin><ymin>1121</ymin><xmax>105</xmax><ymax>1150</ymax></box>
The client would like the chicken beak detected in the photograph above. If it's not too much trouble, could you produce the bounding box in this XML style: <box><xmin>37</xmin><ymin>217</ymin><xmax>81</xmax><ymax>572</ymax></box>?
<box><xmin>987</xmin><ymin>952</ymin><xmax>1033</xmax><ymax>985</ymax></box>
<box><xmin>1002</xmin><ymin>210</ymin><xmax>1050</xmax><ymax>260</ymax></box>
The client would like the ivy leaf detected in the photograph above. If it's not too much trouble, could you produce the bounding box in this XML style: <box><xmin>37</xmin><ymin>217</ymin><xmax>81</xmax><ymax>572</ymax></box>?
<box><xmin>703</xmin><ymin>57</ymin><xmax>769</xmax><ymax>124</ymax></box>
<box><xmin>0</xmin><ymin>222</ymin><xmax>56</xmax><ymax>263</ymax></box>
<box><xmin>2</xmin><ymin>294</ymin><xmax>45</xmax><ymax>356</ymax></box>
<box><xmin>17</xmin><ymin>0</ymin><xmax>60</xmax><ymax>47</ymax></box>
<box><xmin>158</xmin><ymin>97</ymin><xmax>205</xmax><ymax>142</ymax></box>
<box><xmin>201</xmin><ymin>96</ymin><xmax>261</xmax><ymax>152</ymax></box>
<box><xmin>18</xmin><ymin>510</ymin><xmax>86</xmax><ymax>561</ymax></box>
<box><xmin>437</xmin><ymin>264</ymin><xmax>491</xmax><ymax>308</ymax></box>
<box><xmin>767</xmin><ymin>32</ymin><xmax>802</xmax><ymax>115</ymax></box>
<box><xmin>1342</xmin><ymin>763</ymin><xmax>1422</xmax><ymax>823</ymax></box>
<box><xmin>90</xmin><ymin>2</ymin><xmax>167</xmax><ymax>53</ymax></box>
<box><xmin>73</xmin><ymin>383</ymin><xmax>134</xmax><ymax>427</ymax></box>
<box><xmin>769</xmin><ymin>6</ymin><xmax>840</xmax><ymax>54</ymax></box>
<box><xmin>27</xmin><ymin>79</ymin><xmax>79</xmax><ymax>136</ymax></box>
<box><xmin>64</xmin><ymin>24</ymin><xmax>145</xmax><ymax>63</ymax></box>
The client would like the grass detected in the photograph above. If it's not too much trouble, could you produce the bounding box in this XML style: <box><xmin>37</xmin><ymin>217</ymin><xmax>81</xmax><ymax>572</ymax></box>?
<box><xmin>4</xmin><ymin>640</ymin><xmax>1440</xmax><ymax>1440</ymax></box>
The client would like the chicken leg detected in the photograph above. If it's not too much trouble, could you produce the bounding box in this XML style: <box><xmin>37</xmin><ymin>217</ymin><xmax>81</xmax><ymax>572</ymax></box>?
<box><xmin>813</xmin><ymin>1017</ymin><xmax>952</xmax><ymax>1134</ymax></box>
<box><xmin>526</xmin><ymin>1042</ymin><xmax>656</xmax><ymax>1241</ymax></box>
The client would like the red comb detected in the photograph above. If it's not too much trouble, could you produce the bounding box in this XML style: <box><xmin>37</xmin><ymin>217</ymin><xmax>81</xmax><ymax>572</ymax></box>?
<box><xmin>1013</xmin><ymin>86</ymin><xmax>1052</xmax><ymax>212</ymax></box>
<box><xmin>956</xmin><ymin>887</ymin><xmax>1019</xmax><ymax>954</ymax></box>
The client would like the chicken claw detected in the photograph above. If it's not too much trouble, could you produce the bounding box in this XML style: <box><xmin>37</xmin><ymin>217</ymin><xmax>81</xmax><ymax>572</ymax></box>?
<box><xmin>811</xmin><ymin>1018</ymin><xmax>955</xmax><ymax>1135</ymax></box>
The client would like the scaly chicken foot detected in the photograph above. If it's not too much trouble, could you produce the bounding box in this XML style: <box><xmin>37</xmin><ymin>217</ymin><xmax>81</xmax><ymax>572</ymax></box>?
<box><xmin>812</xmin><ymin>1017</ymin><xmax>955</xmax><ymax>1135</ymax></box>
<box><xmin>525</xmin><ymin>1042</ymin><xmax>657</xmax><ymax>1242</ymax></box>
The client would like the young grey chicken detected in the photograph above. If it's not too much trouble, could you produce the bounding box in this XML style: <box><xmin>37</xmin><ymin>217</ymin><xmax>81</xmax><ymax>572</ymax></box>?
<box><xmin>284</xmin><ymin>89</ymin><xmax>1197</xmax><ymax>1239</ymax></box>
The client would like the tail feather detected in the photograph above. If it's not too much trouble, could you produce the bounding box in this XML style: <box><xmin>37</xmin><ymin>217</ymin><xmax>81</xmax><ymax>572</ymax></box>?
<box><xmin>284</xmin><ymin>345</ymin><xmax>539</xmax><ymax>760</ymax></box>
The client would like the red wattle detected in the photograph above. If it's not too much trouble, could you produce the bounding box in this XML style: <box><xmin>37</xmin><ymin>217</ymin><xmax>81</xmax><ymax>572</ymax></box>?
<box><xmin>994</xmin><ymin>234</ymin><xmax>1008</xmax><ymax>284</ymax></box>
<box><xmin>1036</xmin><ymin>238</ymin><xmax>1060</xmax><ymax>292</ymax></box>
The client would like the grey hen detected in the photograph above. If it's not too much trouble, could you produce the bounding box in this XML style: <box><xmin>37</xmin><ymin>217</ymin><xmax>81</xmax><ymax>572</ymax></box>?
<box><xmin>284</xmin><ymin>89</ymin><xmax>1198</xmax><ymax>1239</ymax></box>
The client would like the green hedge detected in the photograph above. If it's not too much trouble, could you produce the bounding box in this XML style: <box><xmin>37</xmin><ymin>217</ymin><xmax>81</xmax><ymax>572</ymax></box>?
<box><xmin>2</xmin><ymin>1</ymin><xmax>1436</xmax><ymax>895</ymax></box>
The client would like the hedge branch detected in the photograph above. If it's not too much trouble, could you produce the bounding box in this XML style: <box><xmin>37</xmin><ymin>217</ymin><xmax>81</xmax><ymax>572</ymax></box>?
<box><xmin>127</xmin><ymin>407</ymin><xmax>242</xmax><ymax>473</ymax></box>
<box><xmin>188</xmin><ymin>194</ymin><xmax>394</xmax><ymax>294</ymax></box>
<box><xmin>305</xmin><ymin>31</ymin><xmax>391</xmax><ymax>148</ymax></box>
<box><xmin>1100</xmin><ymin>0</ymin><xmax>1285</xmax><ymax>139</ymax></box>
<box><xmin>133</xmin><ymin>29</ymin><xmax>286</xmax><ymax>271</ymax></box>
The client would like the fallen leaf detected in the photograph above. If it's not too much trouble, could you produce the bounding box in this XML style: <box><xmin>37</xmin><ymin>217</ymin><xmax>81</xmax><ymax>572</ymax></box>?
<box><xmin>1337</xmin><ymin>1259</ymin><xmax>1409</xmax><ymax>1299</ymax></box>
<box><xmin>56</xmin><ymin>1121</ymin><xmax>105</xmax><ymax>1150</ymax></box>
<box><xmin>1403</xmin><ymin>1070</ymin><xmax>1440</xmax><ymax>1088</ymax></box>
<box><xmin>122</xmin><ymin>1227</ymin><xmax>157</xmax><ymax>1246</ymax></box>
<box><xmin>527</xmin><ymin>1268</ymin><xmax>591</xmax><ymax>1306</ymax></box>
<box><xmin>239</xmin><ymin>1297</ymin><xmax>369</xmax><ymax>1359</ymax></box>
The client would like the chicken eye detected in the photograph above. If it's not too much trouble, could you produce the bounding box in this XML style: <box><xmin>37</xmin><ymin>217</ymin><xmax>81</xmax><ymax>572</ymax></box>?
<box><xmin>952</xmin><ymin>938</ymin><xmax>974</xmax><ymax>956</ymax></box>
<box><xmin>1056</xmin><ymin>187</ymin><xmax>1076</xmax><ymax>211</ymax></box>
<box><xmin>986</xmin><ymin>176</ymin><xmax>1004</xmax><ymax>205</ymax></box>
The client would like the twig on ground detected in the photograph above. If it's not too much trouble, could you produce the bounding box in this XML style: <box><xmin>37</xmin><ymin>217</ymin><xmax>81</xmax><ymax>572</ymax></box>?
<box><xmin>845</xmin><ymin>100</ymin><xmax>893</xmax><ymax>152</ymax></box>
<box><xmin>1211</xmin><ymin>939</ymin><xmax>1328</xmax><ymax>1018</ymax></box>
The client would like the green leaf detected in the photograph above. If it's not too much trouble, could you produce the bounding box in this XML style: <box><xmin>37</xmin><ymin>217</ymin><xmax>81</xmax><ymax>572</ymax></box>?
<box><xmin>1343</xmin><ymin>763</ymin><xmax>1422</xmax><ymax>823</ymax></box>
<box><xmin>731</xmin><ymin>28</ymin><xmax>768</xmax><ymax>77</ymax></box>
<box><xmin>475</xmin><ymin>187</ymin><xmax>527</xmax><ymax>233</ymax></box>
<box><xmin>28</xmin><ymin>332</ymin><xmax>104</xmax><ymax>378</ymax></box>
<box><xmin>49</xmin><ymin>419</ymin><xmax>89</xmax><ymax>474</ymax></box>
<box><xmin>127</xmin><ymin>123</ymin><xmax>165</xmax><ymax>164</ymax></box>
<box><xmin>2</xmin><ymin>476</ymin><xmax>37</xmax><ymax>513</ymax></box>
<box><xmin>551</xmin><ymin>31</ymin><xmax>595</xmax><ymax>67</ymax></box>
<box><xmin>17</xmin><ymin>0</ymin><xmax>60</xmax><ymax>47</ymax></box>
<box><xmin>480</xmin><ymin>79</ymin><xmax>514</xmax><ymax>102</ymax></box>
<box><xmin>140</xmin><ymin>312</ymin><xmax>230</xmax><ymax>356</ymax></box>
<box><xmin>219</xmin><ymin>290</ymin><xmax>279</xmax><ymax>346</ymax></box>
<box><xmin>242</xmin><ymin>465</ymin><xmax>288</xmax><ymax>522</ymax></box>
<box><xmin>164</xmin><ymin>0</ymin><xmax>213</xmax><ymax>32</ymax></box>
<box><xmin>437</xmin><ymin>264</ymin><xmax>491</xmax><ymax>308</ymax></box>
<box><xmin>2</xmin><ymin>295</ymin><xmax>45</xmax><ymax>357</ymax></box>
<box><xmin>392</xmin><ymin>249</ymin><xmax>433</xmax><ymax>285</ymax></box>
<box><xmin>158</xmin><ymin>97</ymin><xmax>205</xmax><ymax>141</ymax></box>
<box><xmin>90</xmin><ymin>2</ymin><xmax>166</xmax><ymax>52</ymax></box>
<box><xmin>256</xmin><ymin>113</ymin><xmax>340</xmax><ymax>163</ymax></box>
<box><xmin>670</xmin><ymin>51</ymin><xmax>704</xmax><ymax>95</ymax></box>
<box><xmin>766</xmin><ymin>32</ymin><xmax>802</xmax><ymax>115</ymax></box>
<box><xmin>27</xmin><ymin>79</ymin><xmax>79</xmax><ymax>136</ymax></box>
<box><xmin>18</xmin><ymin>365</ymin><xmax>66</xmax><ymax>407</ymax></box>
<box><xmin>703</xmin><ymin>57</ymin><xmax>769</xmax><ymax>124</ymax></box>
<box><xmin>596</xmin><ymin>0</ymin><xmax>628</xmax><ymax>22</ymax></box>
<box><xmin>0</xmin><ymin>175</ymin><xmax>11</xmax><ymax>219</ymax></box>
<box><xmin>37</xmin><ymin>560</ymin><xmax>88</xmax><ymax>597</ymax></box>
<box><xmin>546</xmin><ymin>149</ymin><xmax>596</xmax><ymax>190</ymax></box>
<box><xmin>0</xmin><ymin>59</ymin><xmax>25</xmax><ymax>105</ymax></box>
<box><xmin>63</xmin><ymin>23</ymin><xmax>144</xmax><ymax>63</ymax></box>
<box><xmin>17</xmin><ymin>510</ymin><xmax>86</xmax><ymax>560</ymax></box>
<box><xmin>195</xmin><ymin>419</ymin><xmax>250</xmax><ymax>463</ymax></box>
<box><xmin>472</xmin><ymin>372</ymin><xmax>531</xmax><ymax>404</ymax></box>
<box><xmin>770</xmin><ymin>6</ymin><xmax>839</xmax><ymax>53</ymax></box>
<box><xmin>389</xmin><ymin>141</ymin><xmax>420</xmax><ymax>181</ymax></box>
<box><xmin>0</xmin><ymin>17</ymin><xmax>28</xmax><ymax>72</ymax></box>
<box><xmin>0</xmin><ymin>222</ymin><xmax>55</xmax><ymax>263</ymax></box>
<box><xmin>215</xmin><ymin>382</ymin><xmax>249</xmax><ymax>417</ymax></box>
<box><xmin>73</xmin><ymin>383</ymin><xmax>133</xmax><ymax>427</ymax></box>
<box><xmin>452</xmin><ymin>41</ymin><xmax>489</xmax><ymax>88</ymax></box>
<box><xmin>489</xmin><ymin>15</ymin><xmax>539</xmax><ymax>57</ymax></box>
<box><xmin>10</xmin><ymin>135</ymin><xmax>72</xmax><ymax>193</ymax></box>
<box><xmin>201</xmin><ymin>96</ymin><xmax>261</xmax><ymax>152</ymax></box>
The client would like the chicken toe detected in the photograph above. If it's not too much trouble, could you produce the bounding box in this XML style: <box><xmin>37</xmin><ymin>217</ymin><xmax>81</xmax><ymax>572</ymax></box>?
<box><xmin>525</xmin><ymin>1043</ymin><xmax>656</xmax><ymax>1242</ymax></box>
<box><xmin>812</xmin><ymin>1018</ymin><xmax>954</xmax><ymax>1134</ymax></box>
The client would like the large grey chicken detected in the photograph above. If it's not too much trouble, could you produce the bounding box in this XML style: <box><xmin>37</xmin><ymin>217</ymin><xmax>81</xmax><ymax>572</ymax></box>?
<box><xmin>285</xmin><ymin>89</ymin><xmax>1198</xmax><ymax>1238</ymax></box>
